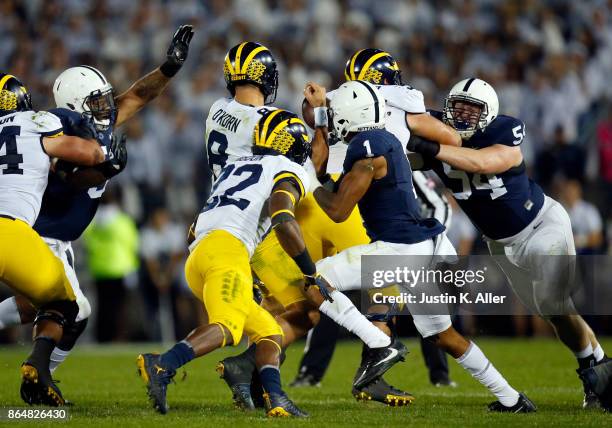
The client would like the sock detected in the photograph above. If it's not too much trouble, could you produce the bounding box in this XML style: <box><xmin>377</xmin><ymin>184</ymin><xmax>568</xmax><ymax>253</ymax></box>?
<box><xmin>574</xmin><ymin>343</ymin><xmax>593</xmax><ymax>359</ymax></box>
<box><xmin>593</xmin><ymin>344</ymin><xmax>605</xmax><ymax>362</ymax></box>
<box><xmin>49</xmin><ymin>347</ymin><xmax>71</xmax><ymax>373</ymax></box>
<box><xmin>28</xmin><ymin>337</ymin><xmax>56</xmax><ymax>371</ymax></box>
<box><xmin>456</xmin><ymin>342</ymin><xmax>519</xmax><ymax>407</ymax></box>
<box><xmin>0</xmin><ymin>297</ymin><xmax>21</xmax><ymax>329</ymax></box>
<box><xmin>259</xmin><ymin>365</ymin><xmax>283</xmax><ymax>395</ymax></box>
<box><xmin>159</xmin><ymin>340</ymin><xmax>195</xmax><ymax>371</ymax></box>
<box><xmin>319</xmin><ymin>290</ymin><xmax>391</xmax><ymax>349</ymax></box>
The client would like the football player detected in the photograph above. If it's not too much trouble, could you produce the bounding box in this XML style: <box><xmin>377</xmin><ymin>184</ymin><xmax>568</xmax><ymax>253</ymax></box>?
<box><xmin>289</xmin><ymin>49</ymin><xmax>459</xmax><ymax>395</ymax></box>
<box><xmin>0</xmin><ymin>73</ymin><xmax>105</xmax><ymax>405</ymax></box>
<box><xmin>137</xmin><ymin>110</ymin><xmax>374</xmax><ymax>417</ymax></box>
<box><xmin>207</xmin><ymin>42</ymin><xmax>409</xmax><ymax>409</ymax></box>
<box><xmin>0</xmin><ymin>25</ymin><xmax>194</xmax><ymax>385</ymax></box>
<box><xmin>408</xmin><ymin>77</ymin><xmax>610</xmax><ymax>408</ymax></box>
<box><xmin>307</xmin><ymin>80</ymin><xmax>535</xmax><ymax>412</ymax></box>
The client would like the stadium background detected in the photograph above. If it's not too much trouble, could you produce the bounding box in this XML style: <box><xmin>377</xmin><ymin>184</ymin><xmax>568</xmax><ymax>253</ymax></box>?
<box><xmin>1</xmin><ymin>0</ymin><xmax>611</xmax><ymax>345</ymax></box>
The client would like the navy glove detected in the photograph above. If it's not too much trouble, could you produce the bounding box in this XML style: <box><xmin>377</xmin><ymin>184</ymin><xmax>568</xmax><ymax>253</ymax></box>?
<box><xmin>160</xmin><ymin>25</ymin><xmax>194</xmax><ymax>77</ymax></box>
<box><xmin>305</xmin><ymin>274</ymin><xmax>334</xmax><ymax>303</ymax></box>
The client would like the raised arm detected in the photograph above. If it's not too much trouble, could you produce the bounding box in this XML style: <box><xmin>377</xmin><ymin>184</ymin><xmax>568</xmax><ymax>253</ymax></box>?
<box><xmin>114</xmin><ymin>25</ymin><xmax>194</xmax><ymax>127</ymax></box>
<box><xmin>43</xmin><ymin>135</ymin><xmax>105</xmax><ymax>166</ymax></box>
<box><xmin>303</xmin><ymin>82</ymin><xmax>329</xmax><ymax>175</ymax></box>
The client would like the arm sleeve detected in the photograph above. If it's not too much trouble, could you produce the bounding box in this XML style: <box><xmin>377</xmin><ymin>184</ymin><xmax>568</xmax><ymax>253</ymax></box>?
<box><xmin>486</xmin><ymin>116</ymin><xmax>526</xmax><ymax>147</ymax></box>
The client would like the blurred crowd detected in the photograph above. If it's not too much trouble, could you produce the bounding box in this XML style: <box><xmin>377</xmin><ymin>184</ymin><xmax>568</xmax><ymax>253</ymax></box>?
<box><xmin>1</xmin><ymin>0</ymin><xmax>611</xmax><ymax>342</ymax></box>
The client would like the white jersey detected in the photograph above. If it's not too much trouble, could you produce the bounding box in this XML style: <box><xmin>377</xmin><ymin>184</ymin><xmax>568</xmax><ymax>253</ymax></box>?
<box><xmin>0</xmin><ymin>111</ymin><xmax>62</xmax><ymax>225</ymax></box>
<box><xmin>326</xmin><ymin>84</ymin><xmax>426</xmax><ymax>174</ymax></box>
<box><xmin>205</xmin><ymin>97</ymin><xmax>278</xmax><ymax>179</ymax></box>
<box><xmin>191</xmin><ymin>154</ymin><xmax>310</xmax><ymax>256</ymax></box>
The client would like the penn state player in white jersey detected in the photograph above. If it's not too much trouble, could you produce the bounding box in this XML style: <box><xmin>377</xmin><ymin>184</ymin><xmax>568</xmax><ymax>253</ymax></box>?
<box><xmin>0</xmin><ymin>26</ymin><xmax>195</xmax><ymax>382</ymax></box>
<box><xmin>408</xmin><ymin>77</ymin><xmax>610</xmax><ymax>409</ymax></box>
<box><xmin>0</xmin><ymin>73</ymin><xmax>105</xmax><ymax>405</ymax></box>
<box><xmin>307</xmin><ymin>80</ymin><xmax>535</xmax><ymax>412</ymax></box>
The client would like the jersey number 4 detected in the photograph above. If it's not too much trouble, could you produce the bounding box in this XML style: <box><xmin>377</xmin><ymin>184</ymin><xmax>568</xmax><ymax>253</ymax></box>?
<box><xmin>443</xmin><ymin>163</ymin><xmax>507</xmax><ymax>200</ymax></box>
<box><xmin>0</xmin><ymin>126</ymin><xmax>24</xmax><ymax>175</ymax></box>
<box><xmin>204</xmin><ymin>163</ymin><xmax>263</xmax><ymax>212</ymax></box>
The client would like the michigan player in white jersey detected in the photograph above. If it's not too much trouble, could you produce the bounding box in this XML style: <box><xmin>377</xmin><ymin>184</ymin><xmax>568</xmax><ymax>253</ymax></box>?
<box><xmin>207</xmin><ymin>42</ymin><xmax>412</xmax><ymax>409</ymax></box>
<box><xmin>408</xmin><ymin>77</ymin><xmax>611</xmax><ymax>409</ymax></box>
<box><xmin>0</xmin><ymin>73</ymin><xmax>105</xmax><ymax>406</ymax></box>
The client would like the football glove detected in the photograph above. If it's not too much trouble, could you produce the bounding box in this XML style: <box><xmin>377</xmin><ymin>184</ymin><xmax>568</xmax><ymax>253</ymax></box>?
<box><xmin>160</xmin><ymin>25</ymin><xmax>194</xmax><ymax>77</ymax></box>
<box><xmin>406</xmin><ymin>134</ymin><xmax>440</xmax><ymax>158</ymax></box>
<box><xmin>98</xmin><ymin>133</ymin><xmax>127</xmax><ymax>178</ymax></box>
<box><xmin>304</xmin><ymin>274</ymin><xmax>334</xmax><ymax>303</ymax></box>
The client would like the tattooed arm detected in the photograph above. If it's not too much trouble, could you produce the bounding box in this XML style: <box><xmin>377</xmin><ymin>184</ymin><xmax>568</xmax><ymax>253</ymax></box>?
<box><xmin>114</xmin><ymin>25</ymin><xmax>194</xmax><ymax>127</ymax></box>
<box><xmin>114</xmin><ymin>69</ymin><xmax>171</xmax><ymax>127</ymax></box>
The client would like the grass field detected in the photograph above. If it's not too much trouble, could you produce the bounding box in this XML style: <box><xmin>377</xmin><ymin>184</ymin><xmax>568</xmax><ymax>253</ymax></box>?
<box><xmin>0</xmin><ymin>338</ymin><xmax>610</xmax><ymax>427</ymax></box>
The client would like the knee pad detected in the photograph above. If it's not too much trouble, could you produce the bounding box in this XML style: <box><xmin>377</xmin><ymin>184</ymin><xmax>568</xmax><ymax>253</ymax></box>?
<box><xmin>34</xmin><ymin>300</ymin><xmax>79</xmax><ymax>328</ymax></box>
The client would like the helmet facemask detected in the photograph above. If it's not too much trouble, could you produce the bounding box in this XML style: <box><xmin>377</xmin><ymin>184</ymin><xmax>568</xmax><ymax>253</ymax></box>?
<box><xmin>83</xmin><ymin>88</ymin><xmax>117</xmax><ymax>131</ymax></box>
<box><xmin>443</xmin><ymin>96</ymin><xmax>488</xmax><ymax>139</ymax></box>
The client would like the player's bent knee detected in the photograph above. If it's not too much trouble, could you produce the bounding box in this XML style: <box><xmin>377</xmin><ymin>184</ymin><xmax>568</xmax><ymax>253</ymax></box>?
<box><xmin>76</xmin><ymin>295</ymin><xmax>92</xmax><ymax>321</ymax></box>
<box><xmin>58</xmin><ymin>318</ymin><xmax>89</xmax><ymax>351</ymax></box>
<box><xmin>34</xmin><ymin>299</ymin><xmax>79</xmax><ymax>328</ymax></box>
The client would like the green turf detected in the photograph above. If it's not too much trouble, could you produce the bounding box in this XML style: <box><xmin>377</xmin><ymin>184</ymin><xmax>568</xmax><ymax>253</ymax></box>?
<box><xmin>0</xmin><ymin>338</ymin><xmax>610</xmax><ymax>427</ymax></box>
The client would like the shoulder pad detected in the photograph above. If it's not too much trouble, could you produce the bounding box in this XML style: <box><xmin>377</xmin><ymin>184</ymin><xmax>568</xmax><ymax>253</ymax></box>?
<box><xmin>378</xmin><ymin>85</ymin><xmax>426</xmax><ymax>114</ymax></box>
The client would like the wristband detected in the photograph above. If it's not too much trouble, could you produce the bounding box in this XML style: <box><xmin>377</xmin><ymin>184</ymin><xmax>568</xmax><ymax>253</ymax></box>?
<box><xmin>292</xmin><ymin>249</ymin><xmax>317</xmax><ymax>276</ymax></box>
<box><xmin>160</xmin><ymin>61</ymin><xmax>181</xmax><ymax>78</ymax></box>
<box><xmin>313</xmin><ymin>106</ymin><xmax>328</xmax><ymax>128</ymax></box>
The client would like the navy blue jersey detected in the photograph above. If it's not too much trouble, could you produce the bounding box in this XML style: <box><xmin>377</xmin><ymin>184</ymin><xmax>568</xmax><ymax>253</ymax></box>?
<box><xmin>343</xmin><ymin>129</ymin><xmax>444</xmax><ymax>244</ymax></box>
<box><xmin>428</xmin><ymin>112</ymin><xmax>544</xmax><ymax>240</ymax></box>
<box><xmin>33</xmin><ymin>108</ymin><xmax>112</xmax><ymax>241</ymax></box>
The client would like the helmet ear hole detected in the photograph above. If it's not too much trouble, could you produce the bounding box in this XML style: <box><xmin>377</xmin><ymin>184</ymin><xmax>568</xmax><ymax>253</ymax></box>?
<box><xmin>67</xmin><ymin>103</ymin><xmax>75</xmax><ymax>110</ymax></box>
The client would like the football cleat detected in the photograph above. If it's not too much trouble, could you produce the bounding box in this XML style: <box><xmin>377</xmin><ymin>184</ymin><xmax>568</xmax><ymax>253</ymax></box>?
<box><xmin>216</xmin><ymin>357</ymin><xmax>256</xmax><ymax>410</ymax></box>
<box><xmin>263</xmin><ymin>392</ymin><xmax>309</xmax><ymax>418</ymax></box>
<box><xmin>136</xmin><ymin>353</ymin><xmax>176</xmax><ymax>414</ymax></box>
<box><xmin>352</xmin><ymin>377</ymin><xmax>414</xmax><ymax>407</ymax></box>
<box><xmin>434</xmin><ymin>379</ymin><xmax>458</xmax><ymax>388</ymax></box>
<box><xmin>488</xmin><ymin>392</ymin><xmax>537</xmax><ymax>413</ymax></box>
<box><xmin>289</xmin><ymin>372</ymin><xmax>322</xmax><ymax>388</ymax></box>
<box><xmin>353</xmin><ymin>337</ymin><xmax>408</xmax><ymax>390</ymax></box>
<box><xmin>578</xmin><ymin>366</ymin><xmax>600</xmax><ymax>409</ymax></box>
<box><xmin>579</xmin><ymin>359</ymin><xmax>612</xmax><ymax>412</ymax></box>
<box><xmin>20</xmin><ymin>363</ymin><xmax>65</xmax><ymax>406</ymax></box>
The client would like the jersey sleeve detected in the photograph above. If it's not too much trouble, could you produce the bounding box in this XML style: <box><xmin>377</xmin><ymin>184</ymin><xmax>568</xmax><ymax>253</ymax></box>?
<box><xmin>485</xmin><ymin>115</ymin><xmax>526</xmax><ymax>147</ymax></box>
<box><xmin>48</xmin><ymin>108</ymin><xmax>97</xmax><ymax>139</ymax></box>
<box><xmin>380</xmin><ymin>85</ymin><xmax>426</xmax><ymax>114</ymax></box>
<box><xmin>28</xmin><ymin>111</ymin><xmax>64</xmax><ymax>137</ymax></box>
<box><xmin>343</xmin><ymin>130</ymin><xmax>389</xmax><ymax>172</ymax></box>
<box><xmin>272</xmin><ymin>157</ymin><xmax>310</xmax><ymax>199</ymax></box>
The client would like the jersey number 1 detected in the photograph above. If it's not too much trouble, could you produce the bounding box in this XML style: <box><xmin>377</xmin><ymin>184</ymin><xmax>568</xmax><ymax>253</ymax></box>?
<box><xmin>0</xmin><ymin>126</ymin><xmax>24</xmax><ymax>175</ymax></box>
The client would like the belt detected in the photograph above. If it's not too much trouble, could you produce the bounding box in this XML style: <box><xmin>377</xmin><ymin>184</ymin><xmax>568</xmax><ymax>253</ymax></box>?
<box><xmin>0</xmin><ymin>214</ymin><xmax>16</xmax><ymax>220</ymax></box>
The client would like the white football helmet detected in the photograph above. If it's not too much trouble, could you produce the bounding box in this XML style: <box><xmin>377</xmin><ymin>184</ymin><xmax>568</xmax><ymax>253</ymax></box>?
<box><xmin>53</xmin><ymin>66</ymin><xmax>116</xmax><ymax>130</ymax></box>
<box><xmin>329</xmin><ymin>80</ymin><xmax>386</xmax><ymax>143</ymax></box>
<box><xmin>443</xmin><ymin>78</ymin><xmax>499</xmax><ymax>140</ymax></box>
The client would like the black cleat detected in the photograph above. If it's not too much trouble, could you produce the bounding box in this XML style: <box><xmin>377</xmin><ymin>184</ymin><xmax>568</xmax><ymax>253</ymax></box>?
<box><xmin>250</xmin><ymin>372</ymin><xmax>266</xmax><ymax>409</ymax></box>
<box><xmin>488</xmin><ymin>392</ymin><xmax>537</xmax><ymax>413</ymax></box>
<box><xmin>352</xmin><ymin>377</ymin><xmax>414</xmax><ymax>407</ymax></box>
<box><xmin>216</xmin><ymin>356</ymin><xmax>256</xmax><ymax>410</ymax></box>
<box><xmin>353</xmin><ymin>337</ymin><xmax>408</xmax><ymax>390</ymax></box>
<box><xmin>289</xmin><ymin>372</ymin><xmax>321</xmax><ymax>388</ymax></box>
<box><xmin>137</xmin><ymin>353</ymin><xmax>176</xmax><ymax>414</ymax></box>
<box><xmin>579</xmin><ymin>359</ymin><xmax>612</xmax><ymax>412</ymax></box>
<box><xmin>20</xmin><ymin>363</ymin><xmax>66</xmax><ymax>406</ymax></box>
<box><xmin>264</xmin><ymin>392</ymin><xmax>309</xmax><ymax>417</ymax></box>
